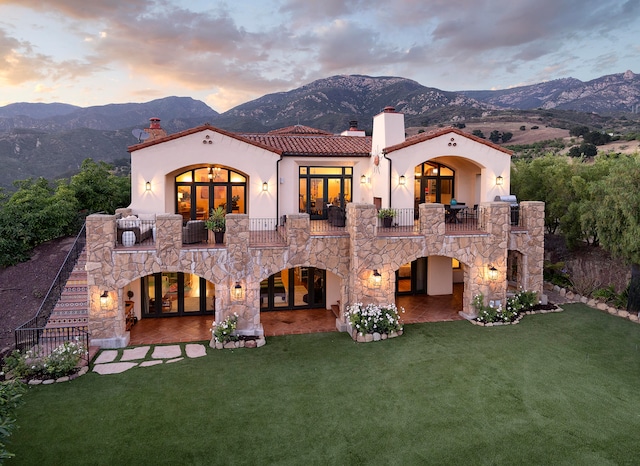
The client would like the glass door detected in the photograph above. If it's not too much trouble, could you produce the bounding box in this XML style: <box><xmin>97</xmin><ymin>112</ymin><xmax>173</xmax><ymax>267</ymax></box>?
<box><xmin>310</xmin><ymin>178</ymin><xmax>325</xmax><ymax>219</ymax></box>
<box><xmin>395</xmin><ymin>258</ymin><xmax>427</xmax><ymax>295</ymax></box>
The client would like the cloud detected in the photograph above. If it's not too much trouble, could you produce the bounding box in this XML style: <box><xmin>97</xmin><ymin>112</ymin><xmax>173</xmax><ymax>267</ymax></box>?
<box><xmin>0</xmin><ymin>28</ymin><xmax>51</xmax><ymax>85</ymax></box>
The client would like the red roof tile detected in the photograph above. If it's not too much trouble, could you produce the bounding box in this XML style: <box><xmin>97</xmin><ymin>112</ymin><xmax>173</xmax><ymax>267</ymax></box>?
<box><xmin>384</xmin><ymin>126</ymin><xmax>513</xmax><ymax>156</ymax></box>
<box><xmin>267</xmin><ymin>125</ymin><xmax>333</xmax><ymax>135</ymax></box>
<box><xmin>240</xmin><ymin>133</ymin><xmax>372</xmax><ymax>157</ymax></box>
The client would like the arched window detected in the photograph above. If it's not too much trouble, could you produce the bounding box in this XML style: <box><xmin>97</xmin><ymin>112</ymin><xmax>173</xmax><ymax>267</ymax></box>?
<box><xmin>175</xmin><ymin>167</ymin><xmax>247</xmax><ymax>222</ymax></box>
<box><xmin>414</xmin><ymin>161</ymin><xmax>455</xmax><ymax>206</ymax></box>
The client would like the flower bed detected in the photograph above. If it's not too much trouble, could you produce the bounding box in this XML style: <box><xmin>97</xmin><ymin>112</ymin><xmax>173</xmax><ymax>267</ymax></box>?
<box><xmin>346</xmin><ymin>303</ymin><xmax>404</xmax><ymax>342</ymax></box>
<box><xmin>1</xmin><ymin>340</ymin><xmax>88</xmax><ymax>383</ymax></box>
<box><xmin>209</xmin><ymin>313</ymin><xmax>266</xmax><ymax>349</ymax></box>
<box><xmin>472</xmin><ymin>290</ymin><xmax>561</xmax><ymax>326</ymax></box>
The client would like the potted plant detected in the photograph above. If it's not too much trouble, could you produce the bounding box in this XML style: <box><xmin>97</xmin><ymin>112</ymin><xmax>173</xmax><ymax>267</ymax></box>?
<box><xmin>377</xmin><ymin>208</ymin><xmax>396</xmax><ymax>227</ymax></box>
<box><xmin>205</xmin><ymin>206</ymin><xmax>226</xmax><ymax>243</ymax></box>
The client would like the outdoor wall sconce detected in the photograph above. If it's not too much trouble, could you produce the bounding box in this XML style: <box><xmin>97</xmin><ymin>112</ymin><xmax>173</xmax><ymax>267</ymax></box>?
<box><xmin>145</xmin><ymin>181</ymin><xmax>151</xmax><ymax>191</ymax></box>
<box><xmin>262</xmin><ymin>182</ymin><xmax>268</xmax><ymax>192</ymax></box>
<box><xmin>372</xmin><ymin>269</ymin><xmax>382</xmax><ymax>287</ymax></box>
<box><xmin>487</xmin><ymin>265</ymin><xmax>498</xmax><ymax>281</ymax></box>
<box><xmin>399</xmin><ymin>175</ymin><xmax>406</xmax><ymax>186</ymax></box>
<box><xmin>496</xmin><ymin>175</ymin><xmax>504</xmax><ymax>186</ymax></box>
<box><xmin>232</xmin><ymin>282</ymin><xmax>244</xmax><ymax>300</ymax></box>
<box><xmin>100</xmin><ymin>290</ymin><xmax>109</xmax><ymax>307</ymax></box>
<box><xmin>360</xmin><ymin>174</ymin><xmax>367</xmax><ymax>184</ymax></box>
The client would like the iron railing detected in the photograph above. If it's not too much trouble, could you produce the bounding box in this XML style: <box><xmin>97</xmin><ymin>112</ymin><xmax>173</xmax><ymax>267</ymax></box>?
<box><xmin>249</xmin><ymin>218</ymin><xmax>286</xmax><ymax>245</ymax></box>
<box><xmin>377</xmin><ymin>208</ymin><xmax>419</xmax><ymax>234</ymax></box>
<box><xmin>14</xmin><ymin>326</ymin><xmax>89</xmax><ymax>361</ymax></box>
<box><xmin>445</xmin><ymin>205</ymin><xmax>486</xmax><ymax>232</ymax></box>
<box><xmin>14</xmin><ymin>223</ymin><xmax>89</xmax><ymax>359</ymax></box>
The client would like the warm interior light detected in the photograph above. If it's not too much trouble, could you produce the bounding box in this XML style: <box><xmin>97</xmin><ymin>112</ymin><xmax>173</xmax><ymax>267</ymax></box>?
<box><xmin>100</xmin><ymin>290</ymin><xmax>109</xmax><ymax>306</ymax></box>
<box><xmin>496</xmin><ymin>175</ymin><xmax>504</xmax><ymax>186</ymax></box>
<box><xmin>372</xmin><ymin>269</ymin><xmax>382</xmax><ymax>286</ymax></box>
<box><xmin>360</xmin><ymin>174</ymin><xmax>367</xmax><ymax>184</ymax></box>
<box><xmin>399</xmin><ymin>175</ymin><xmax>406</xmax><ymax>186</ymax></box>
<box><xmin>208</xmin><ymin>168</ymin><xmax>214</xmax><ymax>181</ymax></box>
<box><xmin>488</xmin><ymin>265</ymin><xmax>498</xmax><ymax>281</ymax></box>
<box><xmin>262</xmin><ymin>182</ymin><xmax>268</xmax><ymax>192</ymax></box>
<box><xmin>233</xmin><ymin>282</ymin><xmax>243</xmax><ymax>300</ymax></box>
<box><xmin>145</xmin><ymin>181</ymin><xmax>151</xmax><ymax>191</ymax></box>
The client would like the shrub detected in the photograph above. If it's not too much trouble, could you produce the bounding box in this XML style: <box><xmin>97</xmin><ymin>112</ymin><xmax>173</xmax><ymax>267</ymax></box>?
<box><xmin>345</xmin><ymin>303</ymin><xmax>404</xmax><ymax>335</ymax></box>
<box><xmin>0</xmin><ymin>380</ymin><xmax>26</xmax><ymax>462</ymax></box>
<box><xmin>2</xmin><ymin>340</ymin><xmax>86</xmax><ymax>380</ymax></box>
<box><xmin>473</xmin><ymin>291</ymin><xmax>539</xmax><ymax>324</ymax></box>
<box><xmin>212</xmin><ymin>313</ymin><xmax>239</xmax><ymax>343</ymax></box>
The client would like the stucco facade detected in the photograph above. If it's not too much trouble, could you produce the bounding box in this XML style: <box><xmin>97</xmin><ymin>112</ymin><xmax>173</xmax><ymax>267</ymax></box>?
<box><xmin>86</xmin><ymin>108</ymin><xmax>544</xmax><ymax>348</ymax></box>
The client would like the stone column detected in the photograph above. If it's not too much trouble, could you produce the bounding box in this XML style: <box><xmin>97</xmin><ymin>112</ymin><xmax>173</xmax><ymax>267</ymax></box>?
<box><xmin>519</xmin><ymin>201</ymin><xmax>545</xmax><ymax>297</ymax></box>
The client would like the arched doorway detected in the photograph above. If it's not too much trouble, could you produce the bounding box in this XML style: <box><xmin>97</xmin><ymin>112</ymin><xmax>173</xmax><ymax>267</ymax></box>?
<box><xmin>414</xmin><ymin>161</ymin><xmax>455</xmax><ymax>207</ymax></box>
<box><xmin>175</xmin><ymin>166</ymin><xmax>247</xmax><ymax>222</ymax></box>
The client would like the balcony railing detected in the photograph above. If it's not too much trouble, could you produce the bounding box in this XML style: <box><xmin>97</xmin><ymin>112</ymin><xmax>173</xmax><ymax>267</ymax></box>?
<box><xmin>377</xmin><ymin>208</ymin><xmax>420</xmax><ymax>234</ymax></box>
<box><xmin>249</xmin><ymin>218</ymin><xmax>286</xmax><ymax>245</ymax></box>
<box><xmin>445</xmin><ymin>205</ymin><xmax>486</xmax><ymax>233</ymax></box>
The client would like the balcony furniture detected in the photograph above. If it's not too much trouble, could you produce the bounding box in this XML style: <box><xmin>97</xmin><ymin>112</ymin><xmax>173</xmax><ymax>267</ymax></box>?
<box><xmin>328</xmin><ymin>205</ymin><xmax>346</xmax><ymax>226</ymax></box>
<box><xmin>182</xmin><ymin>220</ymin><xmax>207</xmax><ymax>244</ymax></box>
<box><xmin>446</xmin><ymin>205</ymin><xmax>467</xmax><ymax>223</ymax></box>
<box><xmin>117</xmin><ymin>215</ymin><xmax>153</xmax><ymax>244</ymax></box>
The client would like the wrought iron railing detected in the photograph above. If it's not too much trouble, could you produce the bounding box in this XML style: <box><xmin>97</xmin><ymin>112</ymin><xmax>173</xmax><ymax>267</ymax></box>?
<box><xmin>14</xmin><ymin>223</ymin><xmax>89</xmax><ymax>359</ymax></box>
<box><xmin>249</xmin><ymin>218</ymin><xmax>286</xmax><ymax>245</ymax></box>
<box><xmin>377</xmin><ymin>208</ymin><xmax>419</xmax><ymax>234</ymax></box>
<box><xmin>445</xmin><ymin>205</ymin><xmax>486</xmax><ymax>232</ymax></box>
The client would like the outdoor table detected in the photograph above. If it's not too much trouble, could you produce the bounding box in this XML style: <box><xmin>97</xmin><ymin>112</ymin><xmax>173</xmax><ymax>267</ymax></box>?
<box><xmin>447</xmin><ymin>205</ymin><xmax>467</xmax><ymax>223</ymax></box>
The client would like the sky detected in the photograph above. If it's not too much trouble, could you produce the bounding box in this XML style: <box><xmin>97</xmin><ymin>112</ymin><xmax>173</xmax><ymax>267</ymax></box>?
<box><xmin>1</xmin><ymin>0</ymin><xmax>639</xmax><ymax>112</ymax></box>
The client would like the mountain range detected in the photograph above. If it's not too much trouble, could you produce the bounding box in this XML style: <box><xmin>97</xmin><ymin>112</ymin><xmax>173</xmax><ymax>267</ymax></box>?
<box><xmin>0</xmin><ymin>71</ymin><xmax>638</xmax><ymax>190</ymax></box>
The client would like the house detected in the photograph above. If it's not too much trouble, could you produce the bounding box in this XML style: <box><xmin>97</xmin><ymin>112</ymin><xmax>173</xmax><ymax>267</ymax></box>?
<box><xmin>85</xmin><ymin>107</ymin><xmax>544</xmax><ymax>348</ymax></box>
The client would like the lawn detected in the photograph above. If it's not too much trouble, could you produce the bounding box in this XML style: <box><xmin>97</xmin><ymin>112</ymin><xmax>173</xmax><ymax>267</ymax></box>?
<box><xmin>8</xmin><ymin>304</ymin><xmax>640</xmax><ymax>465</ymax></box>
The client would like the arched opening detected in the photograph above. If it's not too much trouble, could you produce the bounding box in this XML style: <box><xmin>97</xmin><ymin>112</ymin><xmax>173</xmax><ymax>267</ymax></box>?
<box><xmin>259</xmin><ymin>266</ymin><xmax>337</xmax><ymax>336</ymax></box>
<box><xmin>395</xmin><ymin>256</ymin><xmax>464</xmax><ymax>323</ymax></box>
<box><xmin>414</xmin><ymin>161</ymin><xmax>455</xmax><ymax>207</ymax></box>
<box><xmin>175</xmin><ymin>166</ymin><xmax>247</xmax><ymax>222</ymax></box>
<box><xmin>259</xmin><ymin>266</ymin><xmax>326</xmax><ymax>310</ymax></box>
<box><xmin>141</xmin><ymin>272</ymin><xmax>215</xmax><ymax>317</ymax></box>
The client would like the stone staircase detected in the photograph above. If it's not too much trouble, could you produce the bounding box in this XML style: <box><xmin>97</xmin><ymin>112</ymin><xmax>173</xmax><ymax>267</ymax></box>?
<box><xmin>45</xmin><ymin>249</ymin><xmax>89</xmax><ymax>329</ymax></box>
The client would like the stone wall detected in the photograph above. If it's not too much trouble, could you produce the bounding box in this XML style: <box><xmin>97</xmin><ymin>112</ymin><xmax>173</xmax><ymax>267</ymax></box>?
<box><xmin>85</xmin><ymin>201</ymin><xmax>544</xmax><ymax>347</ymax></box>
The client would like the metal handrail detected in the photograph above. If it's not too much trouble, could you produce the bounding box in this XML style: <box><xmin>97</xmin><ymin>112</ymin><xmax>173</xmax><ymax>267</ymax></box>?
<box><xmin>14</xmin><ymin>223</ymin><xmax>87</xmax><ymax>352</ymax></box>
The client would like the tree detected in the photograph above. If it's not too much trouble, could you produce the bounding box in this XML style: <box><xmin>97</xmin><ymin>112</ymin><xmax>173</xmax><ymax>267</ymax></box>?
<box><xmin>592</xmin><ymin>155</ymin><xmax>640</xmax><ymax>314</ymax></box>
<box><xmin>501</xmin><ymin>132</ymin><xmax>513</xmax><ymax>143</ymax></box>
<box><xmin>569</xmin><ymin>126</ymin><xmax>590</xmax><ymax>137</ymax></box>
<box><xmin>69</xmin><ymin>159</ymin><xmax>130</xmax><ymax>214</ymax></box>
<box><xmin>0</xmin><ymin>178</ymin><xmax>79</xmax><ymax>266</ymax></box>
<box><xmin>472</xmin><ymin>129</ymin><xmax>485</xmax><ymax>139</ymax></box>
<box><xmin>489</xmin><ymin>130</ymin><xmax>501</xmax><ymax>143</ymax></box>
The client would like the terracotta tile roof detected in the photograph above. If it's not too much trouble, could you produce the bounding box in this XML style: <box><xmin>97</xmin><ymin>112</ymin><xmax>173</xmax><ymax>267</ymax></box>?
<box><xmin>240</xmin><ymin>133</ymin><xmax>372</xmax><ymax>157</ymax></box>
<box><xmin>128</xmin><ymin>124</ymin><xmax>283</xmax><ymax>155</ymax></box>
<box><xmin>267</xmin><ymin>124</ymin><xmax>333</xmax><ymax>135</ymax></box>
<box><xmin>384</xmin><ymin>126</ymin><xmax>513</xmax><ymax>156</ymax></box>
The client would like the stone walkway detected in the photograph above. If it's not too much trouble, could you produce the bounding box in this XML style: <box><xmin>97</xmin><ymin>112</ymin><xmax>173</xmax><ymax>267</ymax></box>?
<box><xmin>92</xmin><ymin>343</ymin><xmax>207</xmax><ymax>375</ymax></box>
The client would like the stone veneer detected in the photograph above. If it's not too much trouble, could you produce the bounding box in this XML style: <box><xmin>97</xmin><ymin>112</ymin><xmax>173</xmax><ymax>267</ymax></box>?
<box><xmin>85</xmin><ymin>202</ymin><xmax>544</xmax><ymax>348</ymax></box>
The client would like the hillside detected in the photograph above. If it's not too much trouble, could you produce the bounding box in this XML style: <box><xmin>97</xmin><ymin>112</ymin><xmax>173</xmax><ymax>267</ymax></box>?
<box><xmin>1</xmin><ymin>71</ymin><xmax>639</xmax><ymax>190</ymax></box>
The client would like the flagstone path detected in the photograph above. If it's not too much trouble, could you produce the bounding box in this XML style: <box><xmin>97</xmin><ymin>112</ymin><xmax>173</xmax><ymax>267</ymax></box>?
<box><xmin>92</xmin><ymin>343</ymin><xmax>207</xmax><ymax>375</ymax></box>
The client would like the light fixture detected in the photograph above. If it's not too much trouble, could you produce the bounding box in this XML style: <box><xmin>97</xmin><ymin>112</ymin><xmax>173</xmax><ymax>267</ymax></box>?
<box><xmin>399</xmin><ymin>175</ymin><xmax>406</xmax><ymax>186</ymax></box>
<box><xmin>488</xmin><ymin>265</ymin><xmax>498</xmax><ymax>281</ymax></box>
<box><xmin>208</xmin><ymin>167</ymin><xmax>214</xmax><ymax>181</ymax></box>
<box><xmin>360</xmin><ymin>174</ymin><xmax>367</xmax><ymax>184</ymax></box>
<box><xmin>496</xmin><ymin>175</ymin><xmax>504</xmax><ymax>186</ymax></box>
<box><xmin>232</xmin><ymin>282</ymin><xmax>243</xmax><ymax>300</ymax></box>
<box><xmin>177</xmin><ymin>192</ymin><xmax>183</xmax><ymax>201</ymax></box>
<box><xmin>145</xmin><ymin>181</ymin><xmax>151</xmax><ymax>191</ymax></box>
<box><xmin>372</xmin><ymin>269</ymin><xmax>382</xmax><ymax>287</ymax></box>
<box><xmin>262</xmin><ymin>181</ymin><xmax>268</xmax><ymax>192</ymax></box>
<box><xmin>100</xmin><ymin>290</ymin><xmax>109</xmax><ymax>306</ymax></box>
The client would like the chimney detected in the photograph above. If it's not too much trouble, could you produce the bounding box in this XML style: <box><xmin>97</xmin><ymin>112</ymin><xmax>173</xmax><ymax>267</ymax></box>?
<box><xmin>371</xmin><ymin>105</ymin><xmax>405</xmax><ymax>153</ymax></box>
<box><xmin>145</xmin><ymin>117</ymin><xmax>167</xmax><ymax>140</ymax></box>
<box><xmin>340</xmin><ymin>119</ymin><xmax>366</xmax><ymax>137</ymax></box>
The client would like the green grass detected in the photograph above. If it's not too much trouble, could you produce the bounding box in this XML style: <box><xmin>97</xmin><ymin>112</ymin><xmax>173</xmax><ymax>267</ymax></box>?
<box><xmin>8</xmin><ymin>304</ymin><xmax>640</xmax><ymax>465</ymax></box>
